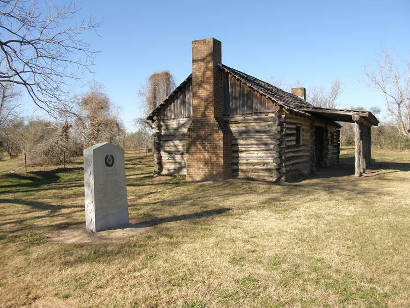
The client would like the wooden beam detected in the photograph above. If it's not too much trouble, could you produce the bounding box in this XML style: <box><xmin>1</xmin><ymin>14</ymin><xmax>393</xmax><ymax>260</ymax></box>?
<box><xmin>354</xmin><ymin>121</ymin><xmax>362</xmax><ymax>177</ymax></box>
<box><xmin>360</xmin><ymin>124</ymin><xmax>366</xmax><ymax>173</ymax></box>
<box><xmin>302</xmin><ymin>108</ymin><xmax>379</xmax><ymax>126</ymax></box>
<box><xmin>368</xmin><ymin>126</ymin><xmax>372</xmax><ymax>165</ymax></box>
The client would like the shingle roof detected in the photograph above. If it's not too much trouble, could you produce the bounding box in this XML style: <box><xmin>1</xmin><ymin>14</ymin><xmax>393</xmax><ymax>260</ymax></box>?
<box><xmin>221</xmin><ymin>65</ymin><xmax>378</xmax><ymax>125</ymax></box>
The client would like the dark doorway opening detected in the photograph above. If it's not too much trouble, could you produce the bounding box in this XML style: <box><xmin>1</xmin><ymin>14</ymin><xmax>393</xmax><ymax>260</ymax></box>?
<box><xmin>315</xmin><ymin>127</ymin><xmax>326</xmax><ymax>167</ymax></box>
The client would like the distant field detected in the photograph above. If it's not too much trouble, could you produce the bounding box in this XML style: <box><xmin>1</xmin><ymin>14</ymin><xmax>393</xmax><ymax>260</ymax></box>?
<box><xmin>0</xmin><ymin>148</ymin><xmax>409</xmax><ymax>307</ymax></box>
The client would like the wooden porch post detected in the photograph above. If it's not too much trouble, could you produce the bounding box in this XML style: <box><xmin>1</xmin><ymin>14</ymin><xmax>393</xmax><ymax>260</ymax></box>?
<box><xmin>353</xmin><ymin>114</ymin><xmax>372</xmax><ymax>176</ymax></box>
<box><xmin>368</xmin><ymin>126</ymin><xmax>372</xmax><ymax>165</ymax></box>
<box><xmin>361</xmin><ymin>124</ymin><xmax>367</xmax><ymax>173</ymax></box>
<box><xmin>354</xmin><ymin>120</ymin><xmax>362</xmax><ymax>177</ymax></box>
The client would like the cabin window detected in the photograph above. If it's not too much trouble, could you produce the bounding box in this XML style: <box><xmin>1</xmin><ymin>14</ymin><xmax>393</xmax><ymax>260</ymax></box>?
<box><xmin>295</xmin><ymin>126</ymin><xmax>302</xmax><ymax>145</ymax></box>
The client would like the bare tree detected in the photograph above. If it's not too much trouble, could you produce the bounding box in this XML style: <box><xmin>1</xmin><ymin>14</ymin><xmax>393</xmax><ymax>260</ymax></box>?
<box><xmin>75</xmin><ymin>85</ymin><xmax>124</xmax><ymax>148</ymax></box>
<box><xmin>140</xmin><ymin>71</ymin><xmax>175</xmax><ymax>114</ymax></box>
<box><xmin>0</xmin><ymin>83</ymin><xmax>19</xmax><ymax>127</ymax></box>
<box><xmin>308</xmin><ymin>79</ymin><xmax>342</xmax><ymax>109</ymax></box>
<box><xmin>0</xmin><ymin>0</ymin><xmax>96</xmax><ymax>116</ymax></box>
<box><xmin>365</xmin><ymin>50</ymin><xmax>410</xmax><ymax>137</ymax></box>
<box><xmin>134</xmin><ymin>71</ymin><xmax>175</xmax><ymax>150</ymax></box>
<box><xmin>0</xmin><ymin>117</ymin><xmax>24</xmax><ymax>157</ymax></box>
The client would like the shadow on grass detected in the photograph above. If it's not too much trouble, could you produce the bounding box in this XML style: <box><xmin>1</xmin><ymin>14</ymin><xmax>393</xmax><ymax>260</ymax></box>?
<box><xmin>0</xmin><ymin>198</ymin><xmax>83</xmax><ymax>211</ymax></box>
<box><xmin>128</xmin><ymin>207</ymin><xmax>231</xmax><ymax>228</ymax></box>
<box><xmin>0</xmin><ymin>167</ymin><xmax>83</xmax><ymax>195</ymax></box>
<box><xmin>288</xmin><ymin>155</ymin><xmax>410</xmax><ymax>182</ymax></box>
<box><xmin>0</xmin><ymin>198</ymin><xmax>83</xmax><ymax>234</ymax></box>
<box><xmin>373</xmin><ymin>161</ymin><xmax>410</xmax><ymax>171</ymax></box>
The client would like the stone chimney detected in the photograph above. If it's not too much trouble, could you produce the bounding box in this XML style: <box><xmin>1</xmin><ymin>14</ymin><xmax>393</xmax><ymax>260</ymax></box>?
<box><xmin>186</xmin><ymin>38</ymin><xmax>232</xmax><ymax>181</ymax></box>
<box><xmin>291</xmin><ymin>87</ymin><xmax>306</xmax><ymax>101</ymax></box>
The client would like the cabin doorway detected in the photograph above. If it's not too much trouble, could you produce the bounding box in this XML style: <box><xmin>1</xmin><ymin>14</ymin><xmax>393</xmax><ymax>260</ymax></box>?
<box><xmin>314</xmin><ymin>126</ymin><xmax>326</xmax><ymax>167</ymax></box>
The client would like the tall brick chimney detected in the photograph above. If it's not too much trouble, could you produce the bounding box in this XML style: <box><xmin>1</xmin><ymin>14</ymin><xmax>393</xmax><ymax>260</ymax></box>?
<box><xmin>186</xmin><ymin>38</ymin><xmax>232</xmax><ymax>181</ymax></box>
<box><xmin>291</xmin><ymin>87</ymin><xmax>306</xmax><ymax>101</ymax></box>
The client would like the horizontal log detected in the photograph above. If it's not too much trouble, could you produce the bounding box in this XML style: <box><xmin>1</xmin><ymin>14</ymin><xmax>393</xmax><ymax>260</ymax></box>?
<box><xmin>161</xmin><ymin>139</ymin><xmax>185</xmax><ymax>145</ymax></box>
<box><xmin>162</xmin><ymin>118</ymin><xmax>191</xmax><ymax>126</ymax></box>
<box><xmin>235</xmin><ymin>157</ymin><xmax>279</xmax><ymax>163</ymax></box>
<box><xmin>283</xmin><ymin>124</ymin><xmax>297</xmax><ymax>129</ymax></box>
<box><xmin>233</xmin><ymin>153</ymin><xmax>279</xmax><ymax>159</ymax></box>
<box><xmin>232</xmin><ymin>159</ymin><xmax>278</xmax><ymax>166</ymax></box>
<box><xmin>234</xmin><ymin>136</ymin><xmax>277</xmax><ymax>143</ymax></box>
<box><xmin>284</xmin><ymin>146</ymin><xmax>310</xmax><ymax>153</ymax></box>
<box><xmin>285</xmin><ymin>158</ymin><xmax>310</xmax><ymax>167</ymax></box>
<box><xmin>232</xmin><ymin>130</ymin><xmax>278</xmax><ymax>137</ymax></box>
<box><xmin>235</xmin><ymin>149</ymin><xmax>279</xmax><ymax>156</ymax></box>
<box><xmin>230</xmin><ymin>124</ymin><xmax>274</xmax><ymax>130</ymax></box>
<box><xmin>227</xmin><ymin>115</ymin><xmax>276</xmax><ymax>123</ymax></box>
<box><xmin>232</xmin><ymin>158</ymin><xmax>280</xmax><ymax>164</ymax></box>
<box><xmin>232</xmin><ymin>144</ymin><xmax>279</xmax><ymax>152</ymax></box>
<box><xmin>285</xmin><ymin>118</ymin><xmax>310</xmax><ymax>125</ymax></box>
<box><xmin>237</xmin><ymin>171</ymin><xmax>279</xmax><ymax>181</ymax></box>
<box><xmin>285</xmin><ymin>151</ymin><xmax>310</xmax><ymax>159</ymax></box>
<box><xmin>285</xmin><ymin>136</ymin><xmax>297</xmax><ymax>142</ymax></box>
<box><xmin>232</xmin><ymin>131</ymin><xmax>280</xmax><ymax>138</ymax></box>
<box><xmin>237</xmin><ymin>168</ymin><xmax>278</xmax><ymax>175</ymax></box>
<box><xmin>233</xmin><ymin>164</ymin><xmax>278</xmax><ymax>171</ymax></box>
<box><xmin>161</xmin><ymin>143</ymin><xmax>185</xmax><ymax>151</ymax></box>
<box><xmin>286</xmin><ymin>145</ymin><xmax>311</xmax><ymax>151</ymax></box>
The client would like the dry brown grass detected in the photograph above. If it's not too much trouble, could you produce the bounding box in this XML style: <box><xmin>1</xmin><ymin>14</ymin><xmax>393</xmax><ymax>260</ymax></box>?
<box><xmin>0</xmin><ymin>148</ymin><xmax>409</xmax><ymax>307</ymax></box>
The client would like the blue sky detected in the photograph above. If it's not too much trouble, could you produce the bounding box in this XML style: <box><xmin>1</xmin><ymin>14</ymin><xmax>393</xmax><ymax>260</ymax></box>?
<box><xmin>26</xmin><ymin>0</ymin><xmax>410</xmax><ymax>131</ymax></box>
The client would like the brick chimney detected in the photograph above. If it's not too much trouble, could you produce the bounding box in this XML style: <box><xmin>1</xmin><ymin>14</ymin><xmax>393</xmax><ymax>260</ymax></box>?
<box><xmin>291</xmin><ymin>87</ymin><xmax>306</xmax><ymax>101</ymax></box>
<box><xmin>186</xmin><ymin>38</ymin><xmax>232</xmax><ymax>181</ymax></box>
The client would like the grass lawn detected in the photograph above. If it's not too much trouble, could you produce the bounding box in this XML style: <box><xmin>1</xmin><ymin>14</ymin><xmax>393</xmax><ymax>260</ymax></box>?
<box><xmin>0</xmin><ymin>148</ymin><xmax>409</xmax><ymax>307</ymax></box>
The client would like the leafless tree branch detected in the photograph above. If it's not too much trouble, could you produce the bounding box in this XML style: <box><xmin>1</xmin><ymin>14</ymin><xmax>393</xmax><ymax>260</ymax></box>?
<box><xmin>0</xmin><ymin>0</ymin><xmax>97</xmax><ymax>117</ymax></box>
<box><xmin>365</xmin><ymin>50</ymin><xmax>410</xmax><ymax>137</ymax></box>
<box><xmin>308</xmin><ymin>79</ymin><xmax>342</xmax><ymax>109</ymax></box>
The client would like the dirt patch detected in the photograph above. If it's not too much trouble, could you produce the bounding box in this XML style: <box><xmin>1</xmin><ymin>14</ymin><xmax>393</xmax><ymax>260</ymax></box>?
<box><xmin>48</xmin><ymin>224</ymin><xmax>149</xmax><ymax>244</ymax></box>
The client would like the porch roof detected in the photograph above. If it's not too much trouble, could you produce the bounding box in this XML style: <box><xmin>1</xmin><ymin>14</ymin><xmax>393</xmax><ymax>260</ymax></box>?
<box><xmin>301</xmin><ymin>107</ymin><xmax>379</xmax><ymax>126</ymax></box>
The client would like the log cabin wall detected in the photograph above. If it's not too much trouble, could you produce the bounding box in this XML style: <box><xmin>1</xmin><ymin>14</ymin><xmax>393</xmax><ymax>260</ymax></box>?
<box><xmin>283</xmin><ymin>113</ymin><xmax>313</xmax><ymax>180</ymax></box>
<box><xmin>157</xmin><ymin>80</ymin><xmax>192</xmax><ymax>175</ymax></box>
<box><xmin>222</xmin><ymin>72</ymin><xmax>281</xmax><ymax>181</ymax></box>
<box><xmin>229</xmin><ymin>114</ymin><xmax>281</xmax><ymax>181</ymax></box>
<box><xmin>283</xmin><ymin>114</ymin><xmax>341</xmax><ymax>179</ymax></box>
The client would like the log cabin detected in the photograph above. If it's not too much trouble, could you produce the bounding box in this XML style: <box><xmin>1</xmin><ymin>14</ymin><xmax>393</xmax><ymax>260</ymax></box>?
<box><xmin>147</xmin><ymin>38</ymin><xmax>378</xmax><ymax>182</ymax></box>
